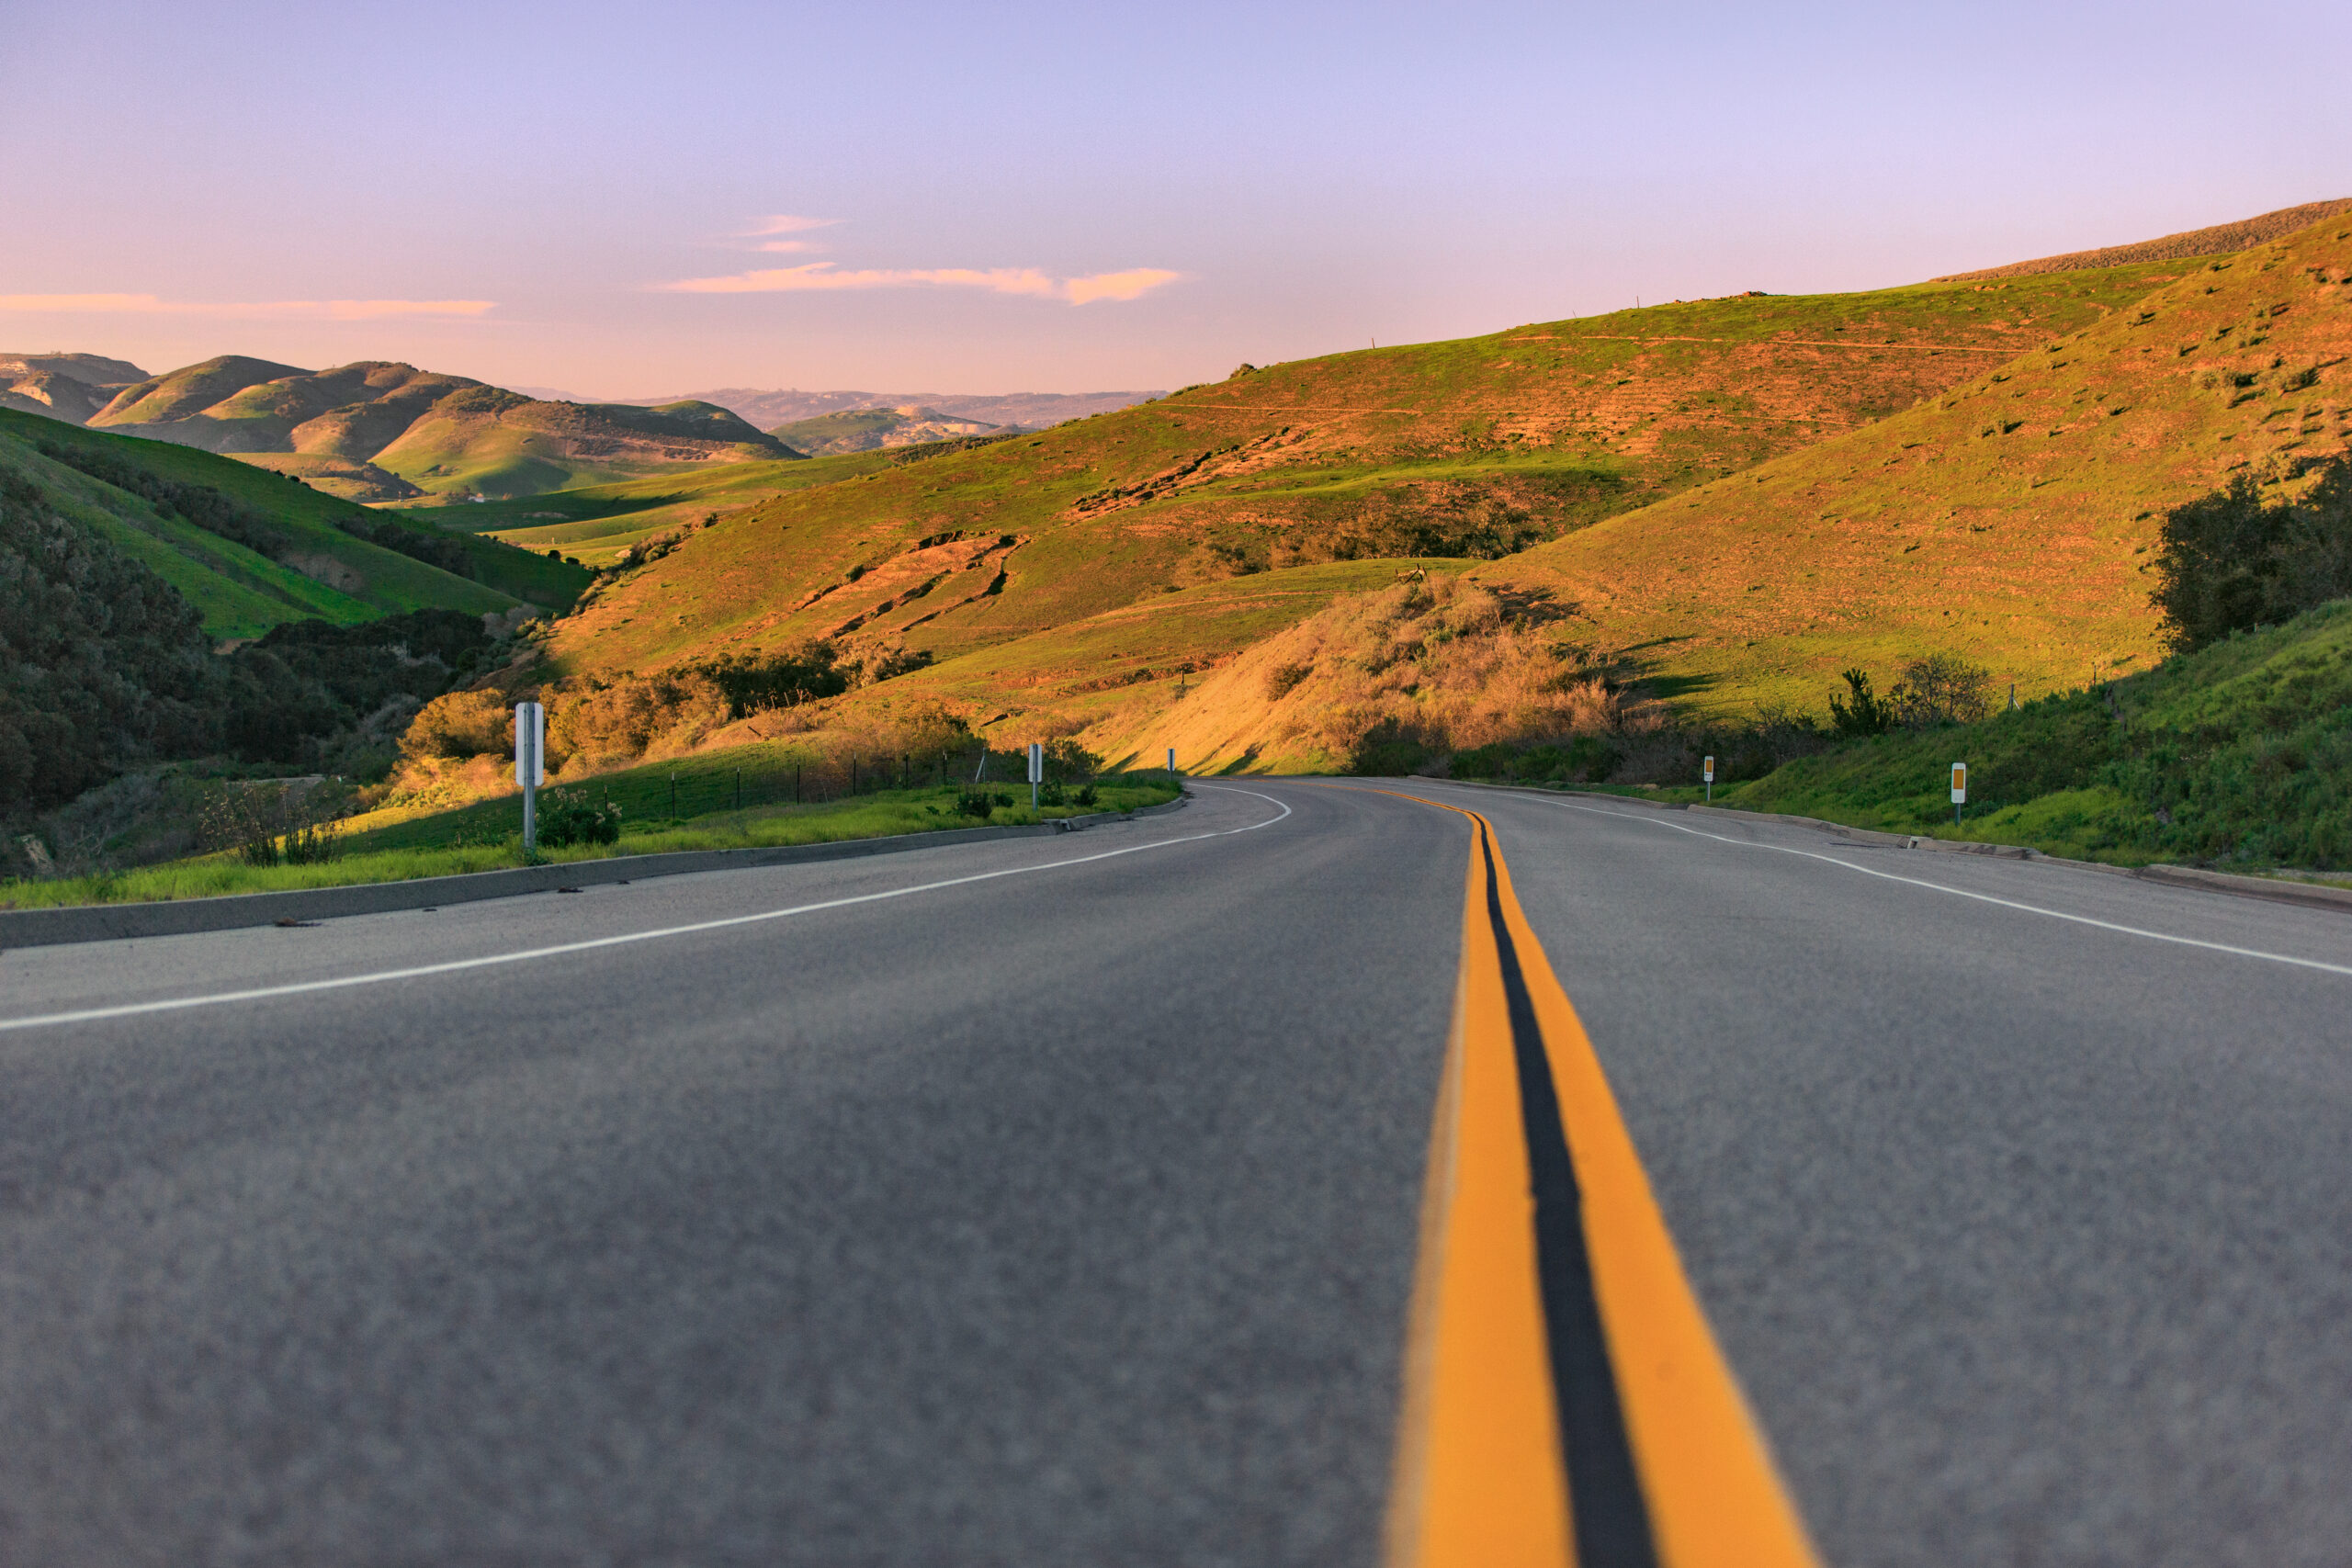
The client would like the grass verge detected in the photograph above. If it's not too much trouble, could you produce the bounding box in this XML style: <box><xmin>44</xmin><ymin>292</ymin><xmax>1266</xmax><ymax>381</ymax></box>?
<box><xmin>0</xmin><ymin>780</ymin><xmax>1181</xmax><ymax>910</ymax></box>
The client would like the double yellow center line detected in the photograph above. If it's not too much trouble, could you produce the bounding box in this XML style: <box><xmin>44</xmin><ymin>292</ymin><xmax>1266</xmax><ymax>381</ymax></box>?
<box><xmin>1373</xmin><ymin>790</ymin><xmax>1821</xmax><ymax>1568</ymax></box>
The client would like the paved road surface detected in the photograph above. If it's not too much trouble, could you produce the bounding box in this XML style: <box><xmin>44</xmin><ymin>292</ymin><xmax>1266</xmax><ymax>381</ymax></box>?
<box><xmin>1</xmin><ymin>781</ymin><xmax>2346</xmax><ymax>1565</ymax></box>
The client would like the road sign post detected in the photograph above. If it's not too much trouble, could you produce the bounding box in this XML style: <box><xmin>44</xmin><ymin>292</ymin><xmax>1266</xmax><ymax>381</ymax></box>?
<box><xmin>1951</xmin><ymin>761</ymin><xmax>1967</xmax><ymax>827</ymax></box>
<box><xmin>1028</xmin><ymin>741</ymin><xmax>1044</xmax><ymax>812</ymax></box>
<box><xmin>514</xmin><ymin>700</ymin><xmax>545</xmax><ymax>854</ymax></box>
<box><xmin>1167</xmin><ymin>747</ymin><xmax>1177</xmax><ymax>785</ymax></box>
<box><xmin>1702</xmin><ymin>754</ymin><xmax>1714</xmax><ymax>804</ymax></box>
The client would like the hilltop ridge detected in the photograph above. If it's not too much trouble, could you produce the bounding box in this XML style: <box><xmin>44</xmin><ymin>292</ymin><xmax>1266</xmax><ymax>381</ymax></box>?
<box><xmin>1934</xmin><ymin>198</ymin><xmax>2352</xmax><ymax>282</ymax></box>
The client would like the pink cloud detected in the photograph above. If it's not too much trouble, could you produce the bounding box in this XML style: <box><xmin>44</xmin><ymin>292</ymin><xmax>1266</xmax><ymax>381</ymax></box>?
<box><xmin>653</xmin><ymin>262</ymin><xmax>1177</xmax><ymax>304</ymax></box>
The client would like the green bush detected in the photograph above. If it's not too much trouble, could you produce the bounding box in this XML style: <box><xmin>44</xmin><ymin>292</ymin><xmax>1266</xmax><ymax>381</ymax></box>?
<box><xmin>537</xmin><ymin>788</ymin><xmax>621</xmax><ymax>848</ymax></box>
<box><xmin>2154</xmin><ymin>457</ymin><xmax>2352</xmax><ymax>651</ymax></box>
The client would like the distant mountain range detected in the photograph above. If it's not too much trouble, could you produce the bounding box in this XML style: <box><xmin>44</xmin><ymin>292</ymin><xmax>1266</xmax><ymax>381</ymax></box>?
<box><xmin>3</xmin><ymin>355</ymin><xmax>795</xmax><ymax>502</ymax></box>
<box><xmin>766</xmin><ymin>404</ymin><xmax>1004</xmax><ymax>456</ymax></box>
<box><xmin>614</xmin><ymin>387</ymin><xmax>1163</xmax><ymax>432</ymax></box>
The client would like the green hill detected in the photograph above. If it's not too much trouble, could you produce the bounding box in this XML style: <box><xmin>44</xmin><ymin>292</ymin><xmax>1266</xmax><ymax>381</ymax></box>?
<box><xmin>1722</xmin><ymin>596</ymin><xmax>2352</xmax><ymax>870</ymax></box>
<box><xmin>0</xmin><ymin>409</ymin><xmax>587</xmax><ymax>638</ymax></box>
<box><xmin>85</xmin><ymin>358</ymin><xmax>794</xmax><ymax>502</ymax></box>
<box><xmin>426</xmin><ymin>447</ymin><xmax>903</xmax><ymax>567</ymax></box>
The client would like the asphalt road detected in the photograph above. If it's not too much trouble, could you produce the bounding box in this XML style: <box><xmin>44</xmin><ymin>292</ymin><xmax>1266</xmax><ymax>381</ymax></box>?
<box><xmin>2</xmin><ymin>780</ymin><xmax>2347</xmax><ymax>1565</ymax></box>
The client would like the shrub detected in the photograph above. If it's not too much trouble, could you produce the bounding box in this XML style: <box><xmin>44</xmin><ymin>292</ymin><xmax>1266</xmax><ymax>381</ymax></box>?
<box><xmin>1264</xmin><ymin>661</ymin><xmax>1315</xmax><ymax>700</ymax></box>
<box><xmin>545</xmin><ymin>671</ymin><xmax>729</xmax><ymax>767</ymax></box>
<box><xmin>685</xmin><ymin>643</ymin><xmax>849</xmax><ymax>716</ymax></box>
<box><xmin>2152</xmin><ymin>457</ymin><xmax>2352</xmax><ymax>651</ymax></box>
<box><xmin>537</xmin><ymin>787</ymin><xmax>621</xmax><ymax>847</ymax></box>
<box><xmin>955</xmin><ymin>787</ymin><xmax>1012</xmax><ymax>818</ymax></box>
<box><xmin>401</xmin><ymin>689</ymin><xmax>514</xmax><ymax>761</ymax></box>
<box><xmin>1888</xmin><ymin>653</ymin><xmax>1993</xmax><ymax>729</ymax></box>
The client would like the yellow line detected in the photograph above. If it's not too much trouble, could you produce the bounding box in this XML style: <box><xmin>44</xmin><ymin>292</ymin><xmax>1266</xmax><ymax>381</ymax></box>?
<box><xmin>1386</xmin><ymin>818</ymin><xmax>1576</xmax><ymax>1565</ymax></box>
<box><xmin>1339</xmin><ymin>784</ymin><xmax>1821</xmax><ymax>1568</ymax></box>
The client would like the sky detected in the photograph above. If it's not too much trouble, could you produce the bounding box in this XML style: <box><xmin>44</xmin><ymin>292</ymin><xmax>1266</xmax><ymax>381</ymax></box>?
<box><xmin>2</xmin><ymin>0</ymin><xmax>2346</xmax><ymax>398</ymax></box>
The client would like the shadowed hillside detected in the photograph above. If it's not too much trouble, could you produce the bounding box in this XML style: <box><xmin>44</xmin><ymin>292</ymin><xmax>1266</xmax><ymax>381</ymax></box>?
<box><xmin>0</xmin><ymin>408</ymin><xmax>586</xmax><ymax>638</ymax></box>
<box><xmin>0</xmin><ymin>352</ymin><xmax>148</xmax><ymax>424</ymax></box>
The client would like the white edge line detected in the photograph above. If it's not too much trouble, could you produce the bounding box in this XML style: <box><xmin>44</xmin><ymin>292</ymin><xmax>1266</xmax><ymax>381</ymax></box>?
<box><xmin>1408</xmin><ymin>785</ymin><xmax>2352</xmax><ymax>981</ymax></box>
<box><xmin>0</xmin><ymin>787</ymin><xmax>1294</xmax><ymax>1033</ymax></box>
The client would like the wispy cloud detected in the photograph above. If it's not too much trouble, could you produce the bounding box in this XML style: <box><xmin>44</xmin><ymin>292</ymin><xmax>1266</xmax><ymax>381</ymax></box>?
<box><xmin>0</xmin><ymin>293</ymin><xmax>496</xmax><ymax>320</ymax></box>
<box><xmin>735</xmin><ymin>215</ymin><xmax>842</xmax><ymax>254</ymax></box>
<box><xmin>748</xmin><ymin>215</ymin><xmax>837</xmax><ymax>236</ymax></box>
<box><xmin>653</xmin><ymin>262</ymin><xmax>1180</xmax><ymax>305</ymax></box>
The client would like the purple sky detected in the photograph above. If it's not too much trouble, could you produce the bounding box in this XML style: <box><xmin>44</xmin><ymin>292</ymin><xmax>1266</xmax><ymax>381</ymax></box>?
<box><xmin>3</xmin><ymin>0</ymin><xmax>2345</xmax><ymax>397</ymax></box>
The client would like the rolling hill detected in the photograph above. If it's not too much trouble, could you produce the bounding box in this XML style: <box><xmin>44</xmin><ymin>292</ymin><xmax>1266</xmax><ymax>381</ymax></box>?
<box><xmin>537</xmin><ymin>252</ymin><xmax>2195</xmax><ymax>737</ymax></box>
<box><xmin>0</xmin><ymin>351</ymin><xmax>148</xmax><ymax>424</ymax></box>
<box><xmin>79</xmin><ymin>358</ymin><xmax>795</xmax><ymax>502</ymax></box>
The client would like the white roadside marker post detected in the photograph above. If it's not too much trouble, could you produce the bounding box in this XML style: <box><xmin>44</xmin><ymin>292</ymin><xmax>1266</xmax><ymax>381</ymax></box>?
<box><xmin>1702</xmin><ymin>753</ymin><xmax>1714</xmax><ymax>804</ymax></box>
<box><xmin>515</xmin><ymin>700</ymin><xmax>546</xmax><ymax>854</ymax></box>
<box><xmin>1167</xmin><ymin>747</ymin><xmax>1177</xmax><ymax>786</ymax></box>
<box><xmin>1951</xmin><ymin>761</ymin><xmax>1967</xmax><ymax>829</ymax></box>
<box><xmin>1028</xmin><ymin>741</ymin><xmax>1044</xmax><ymax>813</ymax></box>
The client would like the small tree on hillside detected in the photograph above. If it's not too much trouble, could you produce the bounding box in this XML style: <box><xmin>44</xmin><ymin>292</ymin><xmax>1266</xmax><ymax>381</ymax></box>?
<box><xmin>1888</xmin><ymin>653</ymin><xmax>1993</xmax><ymax>729</ymax></box>
<box><xmin>1827</xmin><ymin>669</ymin><xmax>1894</xmax><ymax>736</ymax></box>
<box><xmin>2153</xmin><ymin>457</ymin><xmax>2352</xmax><ymax>651</ymax></box>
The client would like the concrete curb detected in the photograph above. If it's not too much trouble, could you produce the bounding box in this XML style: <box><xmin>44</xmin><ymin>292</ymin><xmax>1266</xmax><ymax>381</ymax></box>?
<box><xmin>0</xmin><ymin>794</ymin><xmax>1193</xmax><ymax>951</ymax></box>
<box><xmin>1409</xmin><ymin>777</ymin><xmax>2352</xmax><ymax>917</ymax></box>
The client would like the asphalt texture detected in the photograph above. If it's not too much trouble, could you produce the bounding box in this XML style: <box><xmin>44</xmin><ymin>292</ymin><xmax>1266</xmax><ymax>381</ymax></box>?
<box><xmin>3</xmin><ymin>780</ymin><xmax>2348</xmax><ymax>1565</ymax></box>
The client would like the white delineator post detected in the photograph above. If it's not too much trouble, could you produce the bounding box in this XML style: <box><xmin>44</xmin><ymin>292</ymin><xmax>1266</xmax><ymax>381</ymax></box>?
<box><xmin>1702</xmin><ymin>753</ymin><xmax>1714</xmax><ymax>804</ymax></box>
<box><xmin>1951</xmin><ymin>761</ymin><xmax>1967</xmax><ymax>828</ymax></box>
<box><xmin>1167</xmin><ymin>747</ymin><xmax>1177</xmax><ymax>785</ymax></box>
<box><xmin>516</xmin><ymin>700</ymin><xmax>545</xmax><ymax>852</ymax></box>
<box><xmin>1028</xmin><ymin>741</ymin><xmax>1044</xmax><ymax>812</ymax></box>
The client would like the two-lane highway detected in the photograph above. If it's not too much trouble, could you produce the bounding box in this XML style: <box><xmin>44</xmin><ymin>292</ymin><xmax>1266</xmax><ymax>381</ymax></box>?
<box><xmin>2</xmin><ymin>780</ymin><xmax>2346</xmax><ymax>1565</ymax></box>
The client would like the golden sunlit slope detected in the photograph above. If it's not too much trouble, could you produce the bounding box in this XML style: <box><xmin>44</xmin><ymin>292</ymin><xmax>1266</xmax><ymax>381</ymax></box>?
<box><xmin>546</xmin><ymin>262</ymin><xmax>2182</xmax><ymax>688</ymax></box>
<box><xmin>1469</xmin><ymin>213</ymin><xmax>2352</xmax><ymax>716</ymax></box>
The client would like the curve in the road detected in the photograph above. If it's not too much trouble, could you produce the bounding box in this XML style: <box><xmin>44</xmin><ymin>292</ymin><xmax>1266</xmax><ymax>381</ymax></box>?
<box><xmin>1357</xmin><ymin>785</ymin><xmax>1821</xmax><ymax>1568</ymax></box>
<box><xmin>0</xmin><ymin>787</ymin><xmax>1294</xmax><ymax>1035</ymax></box>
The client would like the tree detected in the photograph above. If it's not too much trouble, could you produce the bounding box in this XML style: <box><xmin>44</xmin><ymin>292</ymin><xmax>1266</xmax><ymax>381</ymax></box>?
<box><xmin>1827</xmin><ymin>669</ymin><xmax>1894</xmax><ymax>737</ymax></box>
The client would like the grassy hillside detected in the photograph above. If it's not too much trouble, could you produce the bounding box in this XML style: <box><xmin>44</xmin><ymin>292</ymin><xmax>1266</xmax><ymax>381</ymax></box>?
<box><xmin>545</xmin><ymin>261</ymin><xmax>2184</xmax><ymax>703</ymax></box>
<box><xmin>0</xmin><ymin>409</ymin><xmax>586</xmax><ymax>636</ymax></box>
<box><xmin>1718</xmin><ymin>598</ymin><xmax>2352</xmax><ymax>869</ymax></box>
<box><xmin>86</xmin><ymin>358</ymin><xmax>792</xmax><ymax>502</ymax></box>
<box><xmin>1468</xmin><ymin>214</ymin><xmax>2352</xmax><ymax>716</ymax></box>
<box><xmin>428</xmin><ymin>448</ymin><xmax>902</xmax><ymax>566</ymax></box>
